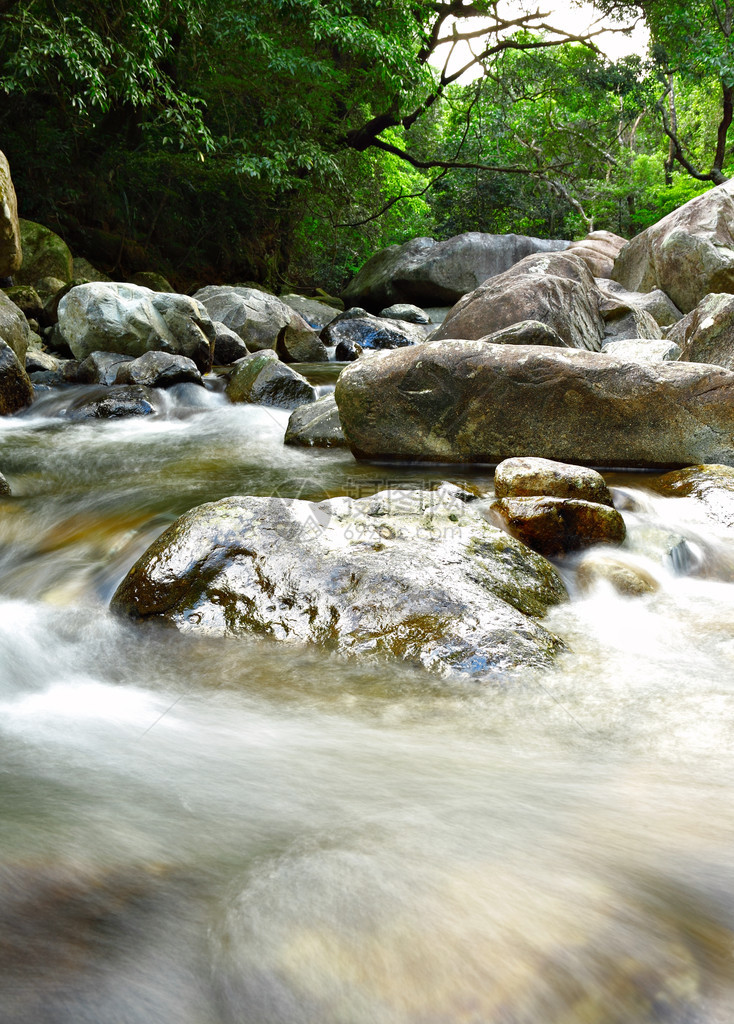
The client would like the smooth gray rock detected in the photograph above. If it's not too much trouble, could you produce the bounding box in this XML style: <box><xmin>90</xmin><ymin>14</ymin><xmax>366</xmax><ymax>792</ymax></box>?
<box><xmin>667</xmin><ymin>293</ymin><xmax>734</xmax><ymax>369</ymax></box>
<box><xmin>284</xmin><ymin>393</ymin><xmax>347</xmax><ymax>448</ymax></box>
<box><xmin>226</xmin><ymin>349</ymin><xmax>317</xmax><ymax>409</ymax></box>
<box><xmin>602</xmin><ymin>305</ymin><xmax>662</xmax><ymax>343</ymax></box>
<box><xmin>612</xmin><ymin>178</ymin><xmax>734</xmax><ymax>312</ymax></box>
<box><xmin>78</xmin><ymin>351</ymin><xmax>135</xmax><ymax>385</ymax></box>
<box><xmin>601</xmin><ymin>338</ymin><xmax>681</xmax><ymax>363</ymax></box>
<box><xmin>114</xmin><ymin>350</ymin><xmax>203</xmax><ymax>388</ymax></box>
<box><xmin>379</xmin><ymin>303</ymin><xmax>431</xmax><ymax>324</ymax></box>
<box><xmin>494</xmin><ymin>457</ymin><xmax>613</xmax><ymax>506</ymax></box>
<box><xmin>212</xmin><ymin>320</ymin><xmax>249</xmax><ymax>365</ymax></box>
<box><xmin>334</xmin><ymin>339</ymin><xmax>734</xmax><ymax>469</ymax></box>
<box><xmin>58</xmin><ymin>283</ymin><xmax>215</xmax><ymax>372</ymax></box>
<box><xmin>280</xmin><ymin>293</ymin><xmax>340</xmax><ymax>329</ymax></box>
<box><xmin>194</xmin><ymin>285</ymin><xmax>320</xmax><ymax>358</ymax></box>
<box><xmin>342</xmin><ymin>232</ymin><xmax>571</xmax><ymax>310</ymax></box>
<box><xmin>431</xmin><ymin>252</ymin><xmax>605</xmax><ymax>352</ymax></box>
<box><xmin>111</xmin><ymin>485</ymin><xmax>568</xmax><ymax>677</ymax></box>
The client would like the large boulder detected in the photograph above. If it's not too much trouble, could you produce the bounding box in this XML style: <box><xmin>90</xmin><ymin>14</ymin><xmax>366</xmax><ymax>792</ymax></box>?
<box><xmin>194</xmin><ymin>285</ymin><xmax>324</xmax><ymax>359</ymax></box>
<box><xmin>612</xmin><ymin>179</ymin><xmax>734</xmax><ymax>313</ymax></box>
<box><xmin>0</xmin><ymin>151</ymin><xmax>22</xmax><ymax>278</ymax></box>
<box><xmin>341</xmin><ymin>232</ymin><xmax>571</xmax><ymax>311</ymax></box>
<box><xmin>0</xmin><ymin>340</ymin><xmax>34</xmax><ymax>415</ymax></box>
<box><xmin>595</xmin><ymin>278</ymin><xmax>683</xmax><ymax>328</ymax></box>
<box><xmin>0</xmin><ymin>289</ymin><xmax>31</xmax><ymax>363</ymax></box>
<box><xmin>226</xmin><ymin>349</ymin><xmax>317</xmax><ymax>409</ymax></box>
<box><xmin>111</xmin><ymin>485</ymin><xmax>568</xmax><ymax>676</ymax></box>
<box><xmin>565</xmin><ymin>230</ymin><xmax>627</xmax><ymax>278</ymax></box>
<box><xmin>57</xmin><ymin>283</ymin><xmax>215</xmax><ymax>372</ymax></box>
<box><xmin>431</xmin><ymin>252</ymin><xmax>605</xmax><ymax>351</ymax></box>
<box><xmin>334</xmin><ymin>339</ymin><xmax>734</xmax><ymax>469</ymax></box>
<box><xmin>280</xmin><ymin>293</ymin><xmax>340</xmax><ymax>329</ymax></box>
<box><xmin>666</xmin><ymin>293</ymin><xmax>734</xmax><ymax>369</ymax></box>
<box><xmin>15</xmin><ymin>220</ymin><xmax>73</xmax><ymax>286</ymax></box>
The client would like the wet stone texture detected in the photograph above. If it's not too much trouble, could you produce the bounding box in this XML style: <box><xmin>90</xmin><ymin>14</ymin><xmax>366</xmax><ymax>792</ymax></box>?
<box><xmin>111</xmin><ymin>485</ymin><xmax>569</xmax><ymax>678</ymax></box>
<box><xmin>489</xmin><ymin>496</ymin><xmax>626</xmax><ymax>558</ymax></box>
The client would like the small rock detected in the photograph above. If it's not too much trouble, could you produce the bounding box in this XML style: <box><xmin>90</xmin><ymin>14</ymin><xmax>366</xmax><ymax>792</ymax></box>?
<box><xmin>0</xmin><ymin>471</ymin><xmax>11</xmax><ymax>496</ymax></box>
<box><xmin>494</xmin><ymin>457</ymin><xmax>614</xmax><ymax>506</ymax></box>
<box><xmin>601</xmin><ymin>338</ymin><xmax>681</xmax><ymax>362</ymax></box>
<box><xmin>576</xmin><ymin>553</ymin><xmax>659</xmax><ymax>596</ymax></box>
<box><xmin>131</xmin><ymin>271</ymin><xmax>174</xmax><ymax>292</ymax></box>
<box><xmin>3</xmin><ymin>285</ymin><xmax>44</xmax><ymax>322</ymax></box>
<box><xmin>379</xmin><ymin>303</ymin><xmax>432</xmax><ymax>324</ymax></box>
<box><xmin>284</xmin><ymin>393</ymin><xmax>347</xmax><ymax>447</ymax></box>
<box><xmin>212</xmin><ymin>321</ymin><xmax>249</xmax><ymax>365</ymax></box>
<box><xmin>322</xmin><ymin>308</ymin><xmax>427</xmax><ymax>353</ymax></box>
<box><xmin>489</xmin><ymin>496</ymin><xmax>626</xmax><ymax>557</ymax></box>
<box><xmin>78</xmin><ymin>351</ymin><xmax>135</xmax><ymax>385</ymax></box>
<box><xmin>115</xmin><ymin>350</ymin><xmax>203</xmax><ymax>388</ymax></box>
<box><xmin>226</xmin><ymin>350</ymin><xmax>318</xmax><ymax>409</ymax></box>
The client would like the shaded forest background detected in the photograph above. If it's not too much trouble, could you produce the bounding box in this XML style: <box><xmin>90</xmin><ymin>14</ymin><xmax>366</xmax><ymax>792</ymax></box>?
<box><xmin>1</xmin><ymin>0</ymin><xmax>732</xmax><ymax>293</ymax></box>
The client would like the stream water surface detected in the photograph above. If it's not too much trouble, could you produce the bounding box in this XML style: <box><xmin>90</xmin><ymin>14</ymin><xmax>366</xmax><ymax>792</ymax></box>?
<box><xmin>2</xmin><ymin>374</ymin><xmax>734</xmax><ymax>1023</ymax></box>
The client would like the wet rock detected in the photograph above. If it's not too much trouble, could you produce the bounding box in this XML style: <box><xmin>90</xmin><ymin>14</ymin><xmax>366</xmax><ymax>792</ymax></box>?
<box><xmin>379</xmin><ymin>303</ymin><xmax>432</xmax><ymax>324</ymax></box>
<box><xmin>652</xmin><ymin>464</ymin><xmax>734</xmax><ymax>530</ymax></box>
<box><xmin>495</xmin><ymin>457</ymin><xmax>614</xmax><ymax>506</ymax></box>
<box><xmin>194</xmin><ymin>285</ymin><xmax>319</xmax><ymax>357</ymax></box>
<box><xmin>666</xmin><ymin>293</ymin><xmax>734</xmax><ymax>369</ymax></box>
<box><xmin>131</xmin><ymin>270</ymin><xmax>173</xmax><ymax>292</ymax></box>
<box><xmin>334</xmin><ymin>340</ymin><xmax>734</xmax><ymax>468</ymax></box>
<box><xmin>280</xmin><ymin>293</ymin><xmax>340</xmax><ymax>329</ymax></box>
<box><xmin>275</xmin><ymin>326</ymin><xmax>329</xmax><ymax>363</ymax></box>
<box><xmin>601</xmin><ymin>338</ymin><xmax>681</xmax><ymax>363</ymax></box>
<box><xmin>612</xmin><ymin>178</ymin><xmax>734</xmax><ymax>312</ymax></box>
<box><xmin>0</xmin><ymin>288</ymin><xmax>31</xmax><ymax>363</ymax></box>
<box><xmin>78</xmin><ymin>351</ymin><xmax>135</xmax><ymax>385</ymax></box>
<box><xmin>489</xmin><ymin>496</ymin><xmax>626</xmax><ymax>557</ymax></box>
<box><xmin>0</xmin><ymin>471</ymin><xmax>10</xmax><ymax>495</ymax></box>
<box><xmin>212</xmin><ymin>320</ymin><xmax>249</xmax><ymax>365</ymax></box>
<box><xmin>284</xmin><ymin>393</ymin><xmax>347</xmax><ymax>448</ymax></box>
<box><xmin>16</xmin><ymin>219</ymin><xmax>73</xmax><ymax>286</ymax></box>
<box><xmin>576</xmin><ymin>552</ymin><xmax>659</xmax><ymax>596</ymax></box>
<box><xmin>226</xmin><ymin>349</ymin><xmax>318</xmax><ymax>409</ymax></box>
<box><xmin>322</xmin><ymin>308</ymin><xmax>428</xmax><ymax>356</ymax></box>
<box><xmin>341</xmin><ymin>232</ymin><xmax>571</xmax><ymax>310</ymax></box>
<box><xmin>478</xmin><ymin>319</ymin><xmax>569</xmax><ymax>348</ymax></box>
<box><xmin>565</xmin><ymin>229</ymin><xmax>627</xmax><ymax>278</ymax></box>
<box><xmin>58</xmin><ymin>283</ymin><xmax>215</xmax><ymax>372</ymax></box>
<box><xmin>0</xmin><ymin>340</ymin><xmax>34</xmax><ymax>414</ymax></box>
<box><xmin>431</xmin><ymin>252</ymin><xmax>605</xmax><ymax>351</ymax></box>
<box><xmin>64</xmin><ymin>385</ymin><xmax>158</xmax><ymax>421</ymax></box>
<box><xmin>111</xmin><ymin>485</ymin><xmax>568</xmax><ymax>676</ymax></box>
<box><xmin>595</xmin><ymin>278</ymin><xmax>683</xmax><ymax>329</ymax></box>
<box><xmin>114</xmin><ymin>350</ymin><xmax>203</xmax><ymax>388</ymax></box>
<box><xmin>26</xmin><ymin>350</ymin><xmax>62</xmax><ymax>374</ymax></box>
<box><xmin>0</xmin><ymin>151</ymin><xmax>22</xmax><ymax>278</ymax></box>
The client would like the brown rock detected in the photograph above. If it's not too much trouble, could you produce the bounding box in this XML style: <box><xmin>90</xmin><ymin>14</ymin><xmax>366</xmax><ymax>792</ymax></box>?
<box><xmin>334</xmin><ymin>340</ymin><xmax>734</xmax><ymax>468</ymax></box>
<box><xmin>431</xmin><ymin>252</ymin><xmax>605</xmax><ymax>351</ymax></box>
<box><xmin>565</xmin><ymin>230</ymin><xmax>627</xmax><ymax>278</ymax></box>
<box><xmin>576</xmin><ymin>553</ymin><xmax>659</xmax><ymax>596</ymax></box>
<box><xmin>0</xmin><ymin>152</ymin><xmax>21</xmax><ymax>277</ymax></box>
<box><xmin>612</xmin><ymin>179</ymin><xmax>734</xmax><ymax>312</ymax></box>
<box><xmin>489</xmin><ymin>496</ymin><xmax>626</xmax><ymax>557</ymax></box>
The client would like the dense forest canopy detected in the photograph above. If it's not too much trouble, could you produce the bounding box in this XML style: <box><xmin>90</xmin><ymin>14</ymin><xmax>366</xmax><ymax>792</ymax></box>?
<box><xmin>0</xmin><ymin>0</ymin><xmax>730</xmax><ymax>291</ymax></box>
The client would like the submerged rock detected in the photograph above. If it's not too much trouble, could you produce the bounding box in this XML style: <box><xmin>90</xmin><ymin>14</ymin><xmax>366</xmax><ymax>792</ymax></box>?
<box><xmin>64</xmin><ymin>385</ymin><xmax>158</xmax><ymax>421</ymax></box>
<box><xmin>489</xmin><ymin>496</ymin><xmax>626</xmax><ymax>557</ymax></box>
<box><xmin>111</xmin><ymin>486</ymin><xmax>568</xmax><ymax>677</ymax></box>
<box><xmin>652</xmin><ymin>464</ymin><xmax>734</xmax><ymax>530</ymax></box>
<box><xmin>334</xmin><ymin>340</ymin><xmax>734</xmax><ymax>468</ymax></box>
<box><xmin>576</xmin><ymin>552</ymin><xmax>659</xmax><ymax>597</ymax></box>
<box><xmin>284</xmin><ymin>393</ymin><xmax>347</xmax><ymax>448</ymax></box>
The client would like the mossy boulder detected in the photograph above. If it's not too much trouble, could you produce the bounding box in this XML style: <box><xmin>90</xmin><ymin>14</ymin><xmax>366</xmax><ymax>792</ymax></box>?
<box><xmin>16</xmin><ymin>220</ymin><xmax>73</xmax><ymax>286</ymax></box>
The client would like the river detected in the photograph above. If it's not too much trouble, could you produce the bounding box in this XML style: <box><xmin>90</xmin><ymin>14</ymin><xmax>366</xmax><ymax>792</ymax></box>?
<box><xmin>1</xmin><ymin>374</ymin><xmax>733</xmax><ymax>1023</ymax></box>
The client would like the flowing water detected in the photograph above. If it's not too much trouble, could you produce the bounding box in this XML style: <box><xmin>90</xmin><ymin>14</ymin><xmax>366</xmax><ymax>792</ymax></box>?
<box><xmin>2</xmin><ymin>375</ymin><xmax>734</xmax><ymax>1023</ymax></box>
